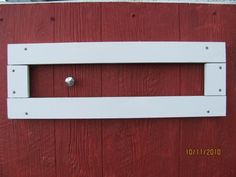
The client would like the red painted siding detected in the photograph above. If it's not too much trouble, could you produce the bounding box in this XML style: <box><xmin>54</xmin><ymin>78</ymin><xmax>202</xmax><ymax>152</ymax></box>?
<box><xmin>0</xmin><ymin>3</ymin><xmax>235</xmax><ymax>177</ymax></box>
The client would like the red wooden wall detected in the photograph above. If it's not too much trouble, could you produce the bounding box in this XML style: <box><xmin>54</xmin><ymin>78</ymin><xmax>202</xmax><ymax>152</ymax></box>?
<box><xmin>0</xmin><ymin>3</ymin><xmax>236</xmax><ymax>177</ymax></box>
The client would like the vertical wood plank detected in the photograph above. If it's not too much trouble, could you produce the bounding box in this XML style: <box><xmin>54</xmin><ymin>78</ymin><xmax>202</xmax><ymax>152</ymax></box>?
<box><xmin>0</xmin><ymin>4</ymin><xmax>56</xmax><ymax>177</ymax></box>
<box><xmin>52</xmin><ymin>3</ymin><xmax>102</xmax><ymax>177</ymax></box>
<box><xmin>1</xmin><ymin>3</ymin><xmax>236</xmax><ymax>177</ymax></box>
<box><xmin>179</xmin><ymin>4</ymin><xmax>236</xmax><ymax>177</ymax></box>
<box><xmin>101</xmin><ymin>3</ymin><xmax>180</xmax><ymax>177</ymax></box>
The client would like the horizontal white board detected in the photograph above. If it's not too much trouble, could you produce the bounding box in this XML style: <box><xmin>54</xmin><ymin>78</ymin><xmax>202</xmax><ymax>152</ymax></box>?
<box><xmin>8</xmin><ymin>42</ymin><xmax>226</xmax><ymax>65</ymax></box>
<box><xmin>7</xmin><ymin>96</ymin><xmax>226</xmax><ymax>119</ymax></box>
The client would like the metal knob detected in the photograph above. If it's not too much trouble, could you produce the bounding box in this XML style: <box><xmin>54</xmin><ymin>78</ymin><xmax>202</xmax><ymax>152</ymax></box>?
<box><xmin>65</xmin><ymin>76</ymin><xmax>75</xmax><ymax>87</ymax></box>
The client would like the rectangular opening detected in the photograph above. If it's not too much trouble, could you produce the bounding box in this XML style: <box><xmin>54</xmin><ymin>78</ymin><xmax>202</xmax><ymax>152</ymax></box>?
<box><xmin>30</xmin><ymin>63</ymin><xmax>204</xmax><ymax>97</ymax></box>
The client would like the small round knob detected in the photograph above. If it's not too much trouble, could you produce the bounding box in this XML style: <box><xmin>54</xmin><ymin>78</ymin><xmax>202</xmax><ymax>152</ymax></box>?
<box><xmin>65</xmin><ymin>76</ymin><xmax>75</xmax><ymax>87</ymax></box>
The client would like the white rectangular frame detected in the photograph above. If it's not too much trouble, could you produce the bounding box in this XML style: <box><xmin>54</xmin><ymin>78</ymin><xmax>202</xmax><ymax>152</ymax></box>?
<box><xmin>7</xmin><ymin>42</ymin><xmax>226</xmax><ymax>119</ymax></box>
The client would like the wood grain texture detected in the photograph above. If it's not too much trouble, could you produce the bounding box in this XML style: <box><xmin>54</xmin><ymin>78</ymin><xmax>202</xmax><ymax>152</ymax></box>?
<box><xmin>101</xmin><ymin>3</ymin><xmax>180</xmax><ymax>177</ymax></box>
<box><xmin>52</xmin><ymin>3</ymin><xmax>102</xmax><ymax>177</ymax></box>
<box><xmin>0</xmin><ymin>4</ymin><xmax>56</xmax><ymax>177</ymax></box>
<box><xmin>179</xmin><ymin>4</ymin><xmax>236</xmax><ymax>177</ymax></box>
<box><xmin>0</xmin><ymin>3</ymin><xmax>236</xmax><ymax>177</ymax></box>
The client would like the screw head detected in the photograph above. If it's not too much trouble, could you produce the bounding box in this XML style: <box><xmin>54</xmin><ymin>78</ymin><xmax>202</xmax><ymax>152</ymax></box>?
<box><xmin>65</xmin><ymin>76</ymin><xmax>75</xmax><ymax>87</ymax></box>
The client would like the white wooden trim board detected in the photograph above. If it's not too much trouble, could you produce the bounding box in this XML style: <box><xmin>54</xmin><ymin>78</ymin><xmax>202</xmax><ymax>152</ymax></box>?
<box><xmin>7</xmin><ymin>42</ymin><xmax>226</xmax><ymax>119</ymax></box>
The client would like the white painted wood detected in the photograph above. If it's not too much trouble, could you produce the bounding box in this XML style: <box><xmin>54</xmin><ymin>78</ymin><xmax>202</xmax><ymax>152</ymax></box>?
<box><xmin>204</xmin><ymin>63</ymin><xmax>226</xmax><ymax>96</ymax></box>
<box><xmin>7</xmin><ymin>65</ymin><xmax>29</xmax><ymax>98</ymax></box>
<box><xmin>7</xmin><ymin>96</ymin><xmax>226</xmax><ymax>119</ymax></box>
<box><xmin>1</xmin><ymin>0</ymin><xmax>236</xmax><ymax>5</ymax></box>
<box><xmin>8</xmin><ymin>42</ymin><xmax>226</xmax><ymax>65</ymax></box>
<box><xmin>7</xmin><ymin>41</ymin><xmax>227</xmax><ymax>119</ymax></box>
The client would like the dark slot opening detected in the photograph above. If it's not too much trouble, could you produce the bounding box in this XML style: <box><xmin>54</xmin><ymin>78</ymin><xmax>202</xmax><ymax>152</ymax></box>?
<box><xmin>30</xmin><ymin>63</ymin><xmax>204</xmax><ymax>97</ymax></box>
